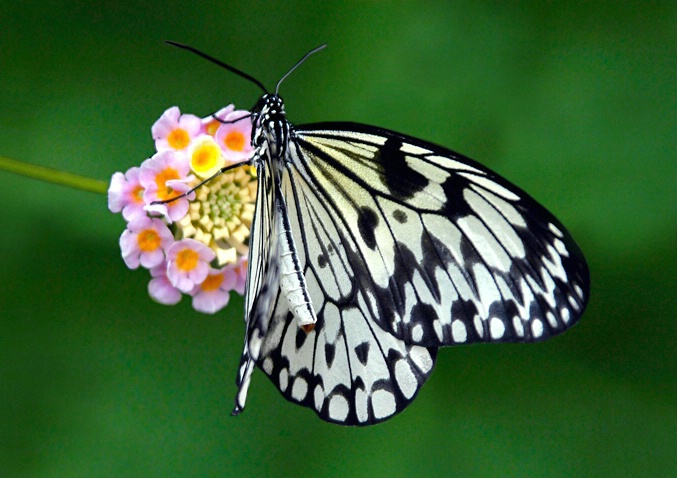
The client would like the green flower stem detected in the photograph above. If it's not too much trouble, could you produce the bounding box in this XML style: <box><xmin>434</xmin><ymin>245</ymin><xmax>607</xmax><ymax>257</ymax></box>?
<box><xmin>0</xmin><ymin>155</ymin><xmax>108</xmax><ymax>195</ymax></box>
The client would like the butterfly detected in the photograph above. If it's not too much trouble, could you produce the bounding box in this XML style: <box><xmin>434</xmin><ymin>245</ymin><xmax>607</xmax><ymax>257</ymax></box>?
<box><xmin>166</xmin><ymin>42</ymin><xmax>590</xmax><ymax>426</ymax></box>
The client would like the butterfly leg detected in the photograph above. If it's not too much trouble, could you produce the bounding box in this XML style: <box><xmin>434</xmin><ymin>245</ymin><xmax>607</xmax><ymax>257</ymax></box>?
<box><xmin>232</xmin><ymin>326</ymin><xmax>265</xmax><ymax>415</ymax></box>
<box><xmin>232</xmin><ymin>346</ymin><xmax>254</xmax><ymax>415</ymax></box>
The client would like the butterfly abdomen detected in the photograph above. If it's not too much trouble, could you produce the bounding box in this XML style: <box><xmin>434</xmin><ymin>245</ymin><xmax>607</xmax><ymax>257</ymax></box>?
<box><xmin>276</xmin><ymin>198</ymin><xmax>317</xmax><ymax>329</ymax></box>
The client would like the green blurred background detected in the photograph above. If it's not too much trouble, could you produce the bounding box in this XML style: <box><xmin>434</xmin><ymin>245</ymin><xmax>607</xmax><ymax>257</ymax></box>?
<box><xmin>1</xmin><ymin>1</ymin><xmax>675</xmax><ymax>477</ymax></box>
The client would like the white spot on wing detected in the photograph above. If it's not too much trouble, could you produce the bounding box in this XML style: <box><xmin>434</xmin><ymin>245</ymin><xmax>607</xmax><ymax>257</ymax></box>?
<box><xmin>322</xmin><ymin>303</ymin><xmax>341</xmax><ymax>341</ymax></box>
<box><xmin>263</xmin><ymin>357</ymin><xmax>273</xmax><ymax>374</ymax></box>
<box><xmin>291</xmin><ymin>376</ymin><xmax>308</xmax><ymax>401</ymax></box>
<box><xmin>490</xmin><ymin>318</ymin><xmax>505</xmax><ymax>339</ymax></box>
<box><xmin>372</xmin><ymin>389</ymin><xmax>397</xmax><ymax>419</ymax></box>
<box><xmin>543</xmin><ymin>245</ymin><xmax>568</xmax><ymax>282</ymax></box>
<box><xmin>409</xmin><ymin>346</ymin><xmax>434</xmax><ymax>374</ymax></box>
<box><xmin>569</xmin><ymin>295</ymin><xmax>581</xmax><ymax>311</ymax></box>
<box><xmin>548</xmin><ymin>223</ymin><xmax>564</xmax><ymax>238</ymax></box>
<box><xmin>472</xmin><ymin>263</ymin><xmax>502</xmax><ymax>319</ymax></box>
<box><xmin>395</xmin><ymin>360</ymin><xmax>418</xmax><ymax>399</ymax></box>
<box><xmin>452</xmin><ymin>320</ymin><xmax>467</xmax><ymax>343</ymax></box>
<box><xmin>553</xmin><ymin>238</ymin><xmax>568</xmax><ymax>257</ymax></box>
<box><xmin>546</xmin><ymin>312</ymin><xmax>558</xmax><ymax>328</ymax></box>
<box><xmin>562</xmin><ymin>308</ymin><xmax>571</xmax><ymax>324</ymax></box>
<box><xmin>532</xmin><ymin>319</ymin><xmax>544</xmax><ymax>338</ymax></box>
<box><xmin>574</xmin><ymin>285</ymin><xmax>584</xmax><ymax>299</ymax></box>
<box><xmin>314</xmin><ymin>384</ymin><xmax>324</xmax><ymax>411</ymax></box>
<box><xmin>328</xmin><ymin>394</ymin><xmax>349</xmax><ymax>421</ymax></box>
<box><xmin>279</xmin><ymin>368</ymin><xmax>289</xmax><ymax>392</ymax></box>
<box><xmin>412</xmin><ymin>324</ymin><xmax>423</xmax><ymax>342</ymax></box>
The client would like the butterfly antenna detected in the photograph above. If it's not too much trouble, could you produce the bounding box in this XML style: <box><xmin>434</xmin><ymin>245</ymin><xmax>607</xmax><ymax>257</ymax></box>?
<box><xmin>165</xmin><ymin>40</ymin><xmax>268</xmax><ymax>94</ymax></box>
<box><xmin>275</xmin><ymin>44</ymin><xmax>327</xmax><ymax>95</ymax></box>
<box><xmin>150</xmin><ymin>161</ymin><xmax>251</xmax><ymax>206</ymax></box>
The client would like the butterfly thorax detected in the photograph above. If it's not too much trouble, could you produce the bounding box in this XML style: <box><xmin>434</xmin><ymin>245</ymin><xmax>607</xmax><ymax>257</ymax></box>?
<box><xmin>252</xmin><ymin>93</ymin><xmax>290</xmax><ymax>162</ymax></box>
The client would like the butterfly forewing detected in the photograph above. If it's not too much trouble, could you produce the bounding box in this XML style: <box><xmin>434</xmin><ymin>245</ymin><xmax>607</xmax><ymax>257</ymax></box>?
<box><xmin>289</xmin><ymin>122</ymin><xmax>589</xmax><ymax>348</ymax></box>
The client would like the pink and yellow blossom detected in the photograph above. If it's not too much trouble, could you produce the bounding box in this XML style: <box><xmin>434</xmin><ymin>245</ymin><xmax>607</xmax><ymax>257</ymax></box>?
<box><xmin>140</xmin><ymin>150</ymin><xmax>195</xmax><ymax>222</ymax></box>
<box><xmin>214</xmin><ymin>110</ymin><xmax>254</xmax><ymax>162</ymax></box>
<box><xmin>110</xmin><ymin>102</ymin><xmax>253</xmax><ymax>315</ymax></box>
<box><xmin>190</xmin><ymin>266</ymin><xmax>237</xmax><ymax>314</ymax></box>
<box><xmin>108</xmin><ymin>167</ymin><xmax>145</xmax><ymax>221</ymax></box>
<box><xmin>152</xmin><ymin>106</ymin><xmax>202</xmax><ymax>152</ymax></box>
<box><xmin>166</xmin><ymin>239</ymin><xmax>216</xmax><ymax>293</ymax></box>
<box><xmin>119</xmin><ymin>216</ymin><xmax>174</xmax><ymax>269</ymax></box>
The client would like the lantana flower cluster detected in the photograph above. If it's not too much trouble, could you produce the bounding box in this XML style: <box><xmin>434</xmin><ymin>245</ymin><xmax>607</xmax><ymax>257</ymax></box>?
<box><xmin>108</xmin><ymin>105</ymin><xmax>256</xmax><ymax>314</ymax></box>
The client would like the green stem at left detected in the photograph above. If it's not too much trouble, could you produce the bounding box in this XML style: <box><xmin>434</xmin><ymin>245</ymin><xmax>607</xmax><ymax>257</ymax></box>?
<box><xmin>0</xmin><ymin>155</ymin><xmax>108</xmax><ymax>195</ymax></box>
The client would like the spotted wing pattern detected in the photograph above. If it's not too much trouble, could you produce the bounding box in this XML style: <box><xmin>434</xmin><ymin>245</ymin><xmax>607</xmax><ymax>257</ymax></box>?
<box><xmin>291</xmin><ymin>123</ymin><xmax>589</xmax><ymax>347</ymax></box>
<box><xmin>245</xmin><ymin>122</ymin><xmax>588</xmax><ymax>425</ymax></box>
<box><xmin>254</xmin><ymin>162</ymin><xmax>437</xmax><ymax>424</ymax></box>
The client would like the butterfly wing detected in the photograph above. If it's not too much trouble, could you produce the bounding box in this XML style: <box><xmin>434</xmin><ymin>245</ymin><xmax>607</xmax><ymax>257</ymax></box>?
<box><xmin>243</xmin><ymin>121</ymin><xmax>589</xmax><ymax>424</ymax></box>
<box><xmin>233</xmin><ymin>156</ymin><xmax>281</xmax><ymax>414</ymax></box>
<box><xmin>285</xmin><ymin>122</ymin><xmax>589</xmax><ymax>348</ymax></box>
<box><xmin>254</xmin><ymin>161</ymin><xmax>437</xmax><ymax>425</ymax></box>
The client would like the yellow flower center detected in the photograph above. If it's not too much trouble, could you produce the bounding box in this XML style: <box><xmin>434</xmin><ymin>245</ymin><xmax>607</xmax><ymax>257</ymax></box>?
<box><xmin>137</xmin><ymin>229</ymin><xmax>161</xmax><ymax>252</ymax></box>
<box><xmin>205</xmin><ymin>119</ymin><xmax>220</xmax><ymax>137</ymax></box>
<box><xmin>155</xmin><ymin>168</ymin><xmax>180</xmax><ymax>201</ymax></box>
<box><xmin>190</xmin><ymin>138</ymin><xmax>224</xmax><ymax>178</ymax></box>
<box><xmin>167</xmin><ymin>128</ymin><xmax>191</xmax><ymax>150</ymax></box>
<box><xmin>132</xmin><ymin>184</ymin><xmax>145</xmax><ymax>204</ymax></box>
<box><xmin>176</xmin><ymin>249</ymin><xmax>199</xmax><ymax>271</ymax></box>
<box><xmin>224</xmin><ymin>131</ymin><xmax>245</xmax><ymax>152</ymax></box>
<box><xmin>174</xmin><ymin>165</ymin><xmax>256</xmax><ymax>267</ymax></box>
<box><xmin>200</xmin><ymin>272</ymin><xmax>224</xmax><ymax>291</ymax></box>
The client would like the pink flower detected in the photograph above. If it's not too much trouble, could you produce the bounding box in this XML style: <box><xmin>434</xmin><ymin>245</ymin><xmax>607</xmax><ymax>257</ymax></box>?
<box><xmin>140</xmin><ymin>150</ymin><xmax>194</xmax><ymax>222</ymax></box>
<box><xmin>166</xmin><ymin>239</ymin><xmax>216</xmax><ymax>293</ymax></box>
<box><xmin>232</xmin><ymin>256</ymin><xmax>248</xmax><ymax>295</ymax></box>
<box><xmin>190</xmin><ymin>266</ymin><xmax>237</xmax><ymax>314</ymax></box>
<box><xmin>214</xmin><ymin>110</ymin><xmax>254</xmax><ymax>162</ymax></box>
<box><xmin>202</xmin><ymin>105</ymin><xmax>235</xmax><ymax>137</ymax></box>
<box><xmin>119</xmin><ymin>216</ymin><xmax>174</xmax><ymax>269</ymax></box>
<box><xmin>108</xmin><ymin>167</ymin><xmax>145</xmax><ymax>221</ymax></box>
<box><xmin>148</xmin><ymin>263</ymin><xmax>182</xmax><ymax>305</ymax></box>
<box><xmin>152</xmin><ymin>106</ymin><xmax>202</xmax><ymax>152</ymax></box>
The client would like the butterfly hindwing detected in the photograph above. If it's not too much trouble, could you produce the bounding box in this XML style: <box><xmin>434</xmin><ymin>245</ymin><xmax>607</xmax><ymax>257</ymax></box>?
<box><xmin>233</xmin><ymin>155</ymin><xmax>280</xmax><ymax>414</ymax></box>
<box><xmin>252</xmin><ymin>165</ymin><xmax>437</xmax><ymax>425</ymax></box>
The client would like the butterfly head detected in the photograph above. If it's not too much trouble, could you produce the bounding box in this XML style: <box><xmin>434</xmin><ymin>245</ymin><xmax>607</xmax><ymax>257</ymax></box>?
<box><xmin>252</xmin><ymin>93</ymin><xmax>289</xmax><ymax>160</ymax></box>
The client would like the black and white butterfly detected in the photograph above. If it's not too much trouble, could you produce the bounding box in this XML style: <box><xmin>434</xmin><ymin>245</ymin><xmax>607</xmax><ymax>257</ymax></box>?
<box><xmin>168</xmin><ymin>42</ymin><xmax>589</xmax><ymax>426</ymax></box>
